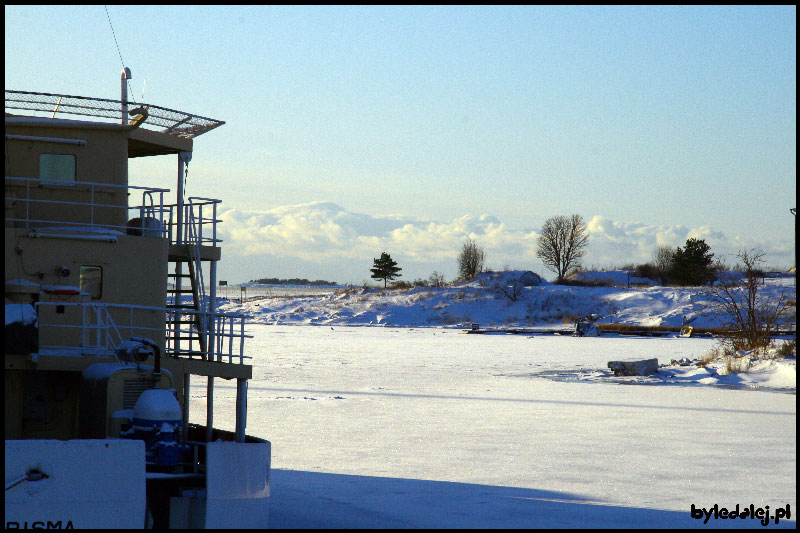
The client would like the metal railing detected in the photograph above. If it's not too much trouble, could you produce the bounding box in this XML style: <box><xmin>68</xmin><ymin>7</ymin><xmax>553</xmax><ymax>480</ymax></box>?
<box><xmin>6</xmin><ymin>90</ymin><xmax>224</xmax><ymax>139</ymax></box>
<box><xmin>5</xmin><ymin>176</ymin><xmax>170</xmax><ymax>237</ymax></box>
<box><xmin>169</xmin><ymin>197</ymin><xmax>222</xmax><ymax>247</ymax></box>
<box><xmin>34</xmin><ymin>301</ymin><xmax>251</xmax><ymax>365</ymax></box>
<box><xmin>166</xmin><ymin>309</ymin><xmax>250</xmax><ymax>364</ymax></box>
<box><xmin>6</xmin><ymin>177</ymin><xmax>225</xmax><ymax>250</ymax></box>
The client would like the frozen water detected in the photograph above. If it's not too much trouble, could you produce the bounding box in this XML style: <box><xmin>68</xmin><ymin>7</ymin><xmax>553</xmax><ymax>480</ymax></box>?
<box><xmin>190</xmin><ymin>325</ymin><xmax>796</xmax><ymax>528</ymax></box>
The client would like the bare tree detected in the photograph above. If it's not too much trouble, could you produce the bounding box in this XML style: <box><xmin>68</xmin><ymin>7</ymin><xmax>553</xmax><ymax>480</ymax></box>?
<box><xmin>497</xmin><ymin>281</ymin><xmax>522</xmax><ymax>302</ymax></box>
<box><xmin>653</xmin><ymin>245</ymin><xmax>675</xmax><ymax>284</ymax></box>
<box><xmin>536</xmin><ymin>215</ymin><xmax>589</xmax><ymax>283</ymax></box>
<box><xmin>428</xmin><ymin>271</ymin><xmax>446</xmax><ymax>287</ymax></box>
<box><xmin>710</xmin><ymin>249</ymin><xmax>792</xmax><ymax>353</ymax></box>
<box><xmin>457</xmin><ymin>239</ymin><xmax>486</xmax><ymax>280</ymax></box>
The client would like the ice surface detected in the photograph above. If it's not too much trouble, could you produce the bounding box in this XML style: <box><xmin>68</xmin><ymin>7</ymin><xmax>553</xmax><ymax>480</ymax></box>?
<box><xmin>190</xmin><ymin>325</ymin><xmax>796</xmax><ymax>528</ymax></box>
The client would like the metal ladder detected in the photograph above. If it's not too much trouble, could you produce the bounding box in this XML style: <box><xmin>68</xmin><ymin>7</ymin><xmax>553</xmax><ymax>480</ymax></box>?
<box><xmin>166</xmin><ymin>201</ymin><xmax>208</xmax><ymax>359</ymax></box>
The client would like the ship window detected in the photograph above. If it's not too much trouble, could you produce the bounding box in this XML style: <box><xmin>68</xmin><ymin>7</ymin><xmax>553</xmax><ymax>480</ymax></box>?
<box><xmin>39</xmin><ymin>154</ymin><xmax>76</xmax><ymax>183</ymax></box>
<box><xmin>79</xmin><ymin>266</ymin><xmax>103</xmax><ymax>299</ymax></box>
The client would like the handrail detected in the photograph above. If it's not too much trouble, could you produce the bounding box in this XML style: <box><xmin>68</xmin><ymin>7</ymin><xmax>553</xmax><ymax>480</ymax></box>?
<box><xmin>5</xmin><ymin>179</ymin><xmax>223</xmax><ymax>247</ymax></box>
<box><xmin>5</xmin><ymin>176</ymin><xmax>171</xmax><ymax>237</ymax></box>
<box><xmin>187</xmin><ymin>199</ymin><xmax>208</xmax><ymax>305</ymax></box>
<box><xmin>168</xmin><ymin>197</ymin><xmax>223</xmax><ymax>247</ymax></box>
<box><xmin>34</xmin><ymin>301</ymin><xmax>251</xmax><ymax>365</ymax></box>
<box><xmin>5</xmin><ymin>176</ymin><xmax>169</xmax><ymax>194</ymax></box>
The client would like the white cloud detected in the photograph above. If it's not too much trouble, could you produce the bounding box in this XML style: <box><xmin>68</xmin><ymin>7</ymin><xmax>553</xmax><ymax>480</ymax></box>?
<box><xmin>220</xmin><ymin>202</ymin><xmax>539</xmax><ymax>265</ymax></box>
<box><xmin>216</xmin><ymin>203</ymin><xmax>795</xmax><ymax>282</ymax></box>
<box><xmin>585</xmin><ymin>215</ymin><xmax>793</xmax><ymax>269</ymax></box>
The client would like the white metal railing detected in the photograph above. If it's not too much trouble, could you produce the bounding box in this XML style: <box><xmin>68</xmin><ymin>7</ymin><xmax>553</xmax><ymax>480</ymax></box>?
<box><xmin>168</xmin><ymin>197</ymin><xmax>222</xmax><ymax>247</ymax></box>
<box><xmin>190</xmin><ymin>203</ymin><xmax>206</xmax><ymax>306</ymax></box>
<box><xmin>166</xmin><ymin>306</ymin><xmax>250</xmax><ymax>364</ymax></box>
<box><xmin>5</xmin><ymin>176</ymin><xmax>171</xmax><ymax>237</ymax></box>
<box><xmin>165</xmin><ymin>310</ymin><xmax>250</xmax><ymax>364</ymax></box>
<box><xmin>165</xmin><ymin>197</ymin><xmax>223</xmax><ymax>354</ymax></box>
<box><xmin>34</xmin><ymin>301</ymin><xmax>251</xmax><ymax>365</ymax></box>
<box><xmin>6</xmin><ymin>177</ymin><xmax>225</xmax><ymax>250</ymax></box>
<box><xmin>35</xmin><ymin>302</ymin><xmax>124</xmax><ymax>358</ymax></box>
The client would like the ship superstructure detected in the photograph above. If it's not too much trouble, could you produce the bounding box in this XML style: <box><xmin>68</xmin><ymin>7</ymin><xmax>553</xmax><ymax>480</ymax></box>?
<box><xmin>5</xmin><ymin>73</ymin><xmax>270</xmax><ymax>528</ymax></box>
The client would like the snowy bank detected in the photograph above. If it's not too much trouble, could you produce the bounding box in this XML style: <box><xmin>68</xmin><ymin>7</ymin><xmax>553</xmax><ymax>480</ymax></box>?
<box><xmin>217</xmin><ymin>272</ymin><xmax>795</xmax><ymax>331</ymax></box>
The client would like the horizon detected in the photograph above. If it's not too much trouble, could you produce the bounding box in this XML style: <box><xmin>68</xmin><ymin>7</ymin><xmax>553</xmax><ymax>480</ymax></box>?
<box><xmin>5</xmin><ymin>5</ymin><xmax>796</xmax><ymax>284</ymax></box>
<box><xmin>212</xmin><ymin>201</ymin><xmax>795</xmax><ymax>285</ymax></box>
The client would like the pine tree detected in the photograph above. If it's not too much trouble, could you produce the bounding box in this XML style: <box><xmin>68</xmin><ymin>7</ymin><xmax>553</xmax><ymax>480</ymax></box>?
<box><xmin>670</xmin><ymin>238</ymin><xmax>715</xmax><ymax>286</ymax></box>
<box><xmin>370</xmin><ymin>252</ymin><xmax>402</xmax><ymax>288</ymax></box>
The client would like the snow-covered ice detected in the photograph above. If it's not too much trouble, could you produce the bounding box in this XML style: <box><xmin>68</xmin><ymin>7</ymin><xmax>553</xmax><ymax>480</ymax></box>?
<box><xmin>196</xmin><ymin>275</ymin><xmax>796</xmax><ymax>526</ymax></box>
<box><xmin>190</xmin><ymin>325</ymin><xmax>796</xmax><ymax>528</ymax></box>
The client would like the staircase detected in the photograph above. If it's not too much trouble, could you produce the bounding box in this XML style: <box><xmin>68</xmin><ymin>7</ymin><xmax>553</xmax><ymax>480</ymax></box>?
<box><xmin>166</xmin><ymin>199</ymin><xmax>214</xmax><ymax>359</ymax></box>
<box><xmin>167</xmin><ymin>262</ymin><xmax>207</xmax><ymax>359</ymax></box>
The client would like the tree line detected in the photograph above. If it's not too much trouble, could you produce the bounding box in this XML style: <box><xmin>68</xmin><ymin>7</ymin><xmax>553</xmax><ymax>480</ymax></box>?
<box><xmin>249</xmin><ymin>277</ymin><xmax>338</xmax><ymax>286</ymax></box>
<box><xmin>367</xmin><ymin>217</ymin><xmax>794</xmax><ymax>355</ymax></box>
<box><xmin>369</xmin><ymin>213</ymin><xmax>747</xmax><ymax>288</ymax></box>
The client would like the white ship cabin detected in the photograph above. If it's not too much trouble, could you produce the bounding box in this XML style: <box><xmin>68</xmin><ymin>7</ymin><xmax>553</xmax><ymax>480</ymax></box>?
<box><xmin>5</xmin><ymin>87</ymin><xmax>253</xmax><ymax>444</ymax></box>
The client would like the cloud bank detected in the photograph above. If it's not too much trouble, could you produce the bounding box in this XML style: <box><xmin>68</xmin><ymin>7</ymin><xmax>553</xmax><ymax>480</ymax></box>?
<box><xmin>217</xmin><ymin>202</ymin><xmax>794</xmax><ymax>283</ymax></box>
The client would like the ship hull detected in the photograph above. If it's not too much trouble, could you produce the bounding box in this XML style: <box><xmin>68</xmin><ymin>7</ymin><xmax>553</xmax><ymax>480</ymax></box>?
<box><xmin>5</xmin><ymin>430</ymin><xmax>270</xmax><ymax>529</ymax></box>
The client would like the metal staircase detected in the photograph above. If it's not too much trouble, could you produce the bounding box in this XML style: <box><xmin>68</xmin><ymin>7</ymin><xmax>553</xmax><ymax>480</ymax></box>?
<box><xmin>166</xmin><ymin>263</ymin><xmax>207</xmax><ymax>358</ymax></box>
<box><xmin>166</xmin><ymin>198</ymin><xmax>214</xmax><ymax>359</ymax></box>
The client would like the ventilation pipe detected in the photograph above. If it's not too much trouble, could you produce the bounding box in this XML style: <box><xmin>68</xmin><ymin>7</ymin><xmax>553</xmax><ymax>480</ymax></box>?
<box><xmin>121</xmin><ymin>67</ymin><xmax>132</xmax><ymax>125</ymax></box>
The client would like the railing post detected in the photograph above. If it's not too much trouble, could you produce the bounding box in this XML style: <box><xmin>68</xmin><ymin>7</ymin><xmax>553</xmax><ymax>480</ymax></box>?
<box><xmin>216</xmin><ymin>316</ymin><xmax>222</xmax><ymax>362</ymax></box>
<box><xmin>239</xmin><ymin>319</ymin><xmax>245</xmax><ymax>365</ymax></box>
<box><xmin>212</xmin><ymin>201</ymin><xmax>218</xmax><ymax>245</ymax></box>
<box><xmin>159</xmin><ymin>191</ymin><xmax>165</xmax><ymax>233</ymax></box>
<box><xmin>228</xmin><ymin>318</ymin><xmax>234</xmax><ymax>363</ymax></box>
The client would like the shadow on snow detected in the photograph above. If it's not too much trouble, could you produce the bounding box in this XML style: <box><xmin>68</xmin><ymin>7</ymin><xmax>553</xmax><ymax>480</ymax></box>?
<box><xmin>268</xmin><ymin>469</ymin><xmax>794</xmax><ymax>529</ymax></box>
<box><xmin>240</xmin><ymin>385</ymin><xmax>796</xmax><ymax>416</ymax></box>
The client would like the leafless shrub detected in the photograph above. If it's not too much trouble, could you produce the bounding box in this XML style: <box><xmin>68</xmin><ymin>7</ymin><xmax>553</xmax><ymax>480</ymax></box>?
<box><xmin>775</xmin><ymin>339</ymin><xmax>796</xmax><ymax>358</ymax></box>
<box><xmin>709</xmin><ymin>249</ymin><xmax>792</xmax><ymax>354</ymax></box>
<box><xmin>428</xmin><ymin>271</ymin><xmax>447</xmax><ymax>287</ymax></box>
<box><xmin>496</xmin><ymin>281</ymin><xmax>522</xmax><ymax>302</ymax></box>
<box><xmin>653</xmin><ymin>245</ymin><xmax>675</xmax><ymax>284</ymax></box>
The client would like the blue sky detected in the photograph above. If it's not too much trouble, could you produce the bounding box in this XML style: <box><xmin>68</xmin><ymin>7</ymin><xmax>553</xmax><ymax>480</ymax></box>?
<box><xmin>5</xmin><ymin>6</ymin><xmax>796</xmax><ymax>284</ymax></box>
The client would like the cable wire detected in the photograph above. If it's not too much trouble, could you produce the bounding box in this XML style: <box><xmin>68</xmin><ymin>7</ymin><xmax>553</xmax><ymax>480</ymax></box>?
<box><xmin>104</xmin><ymin>5</ymin><xmax>136</xmax><ymax>104</ymax></box>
